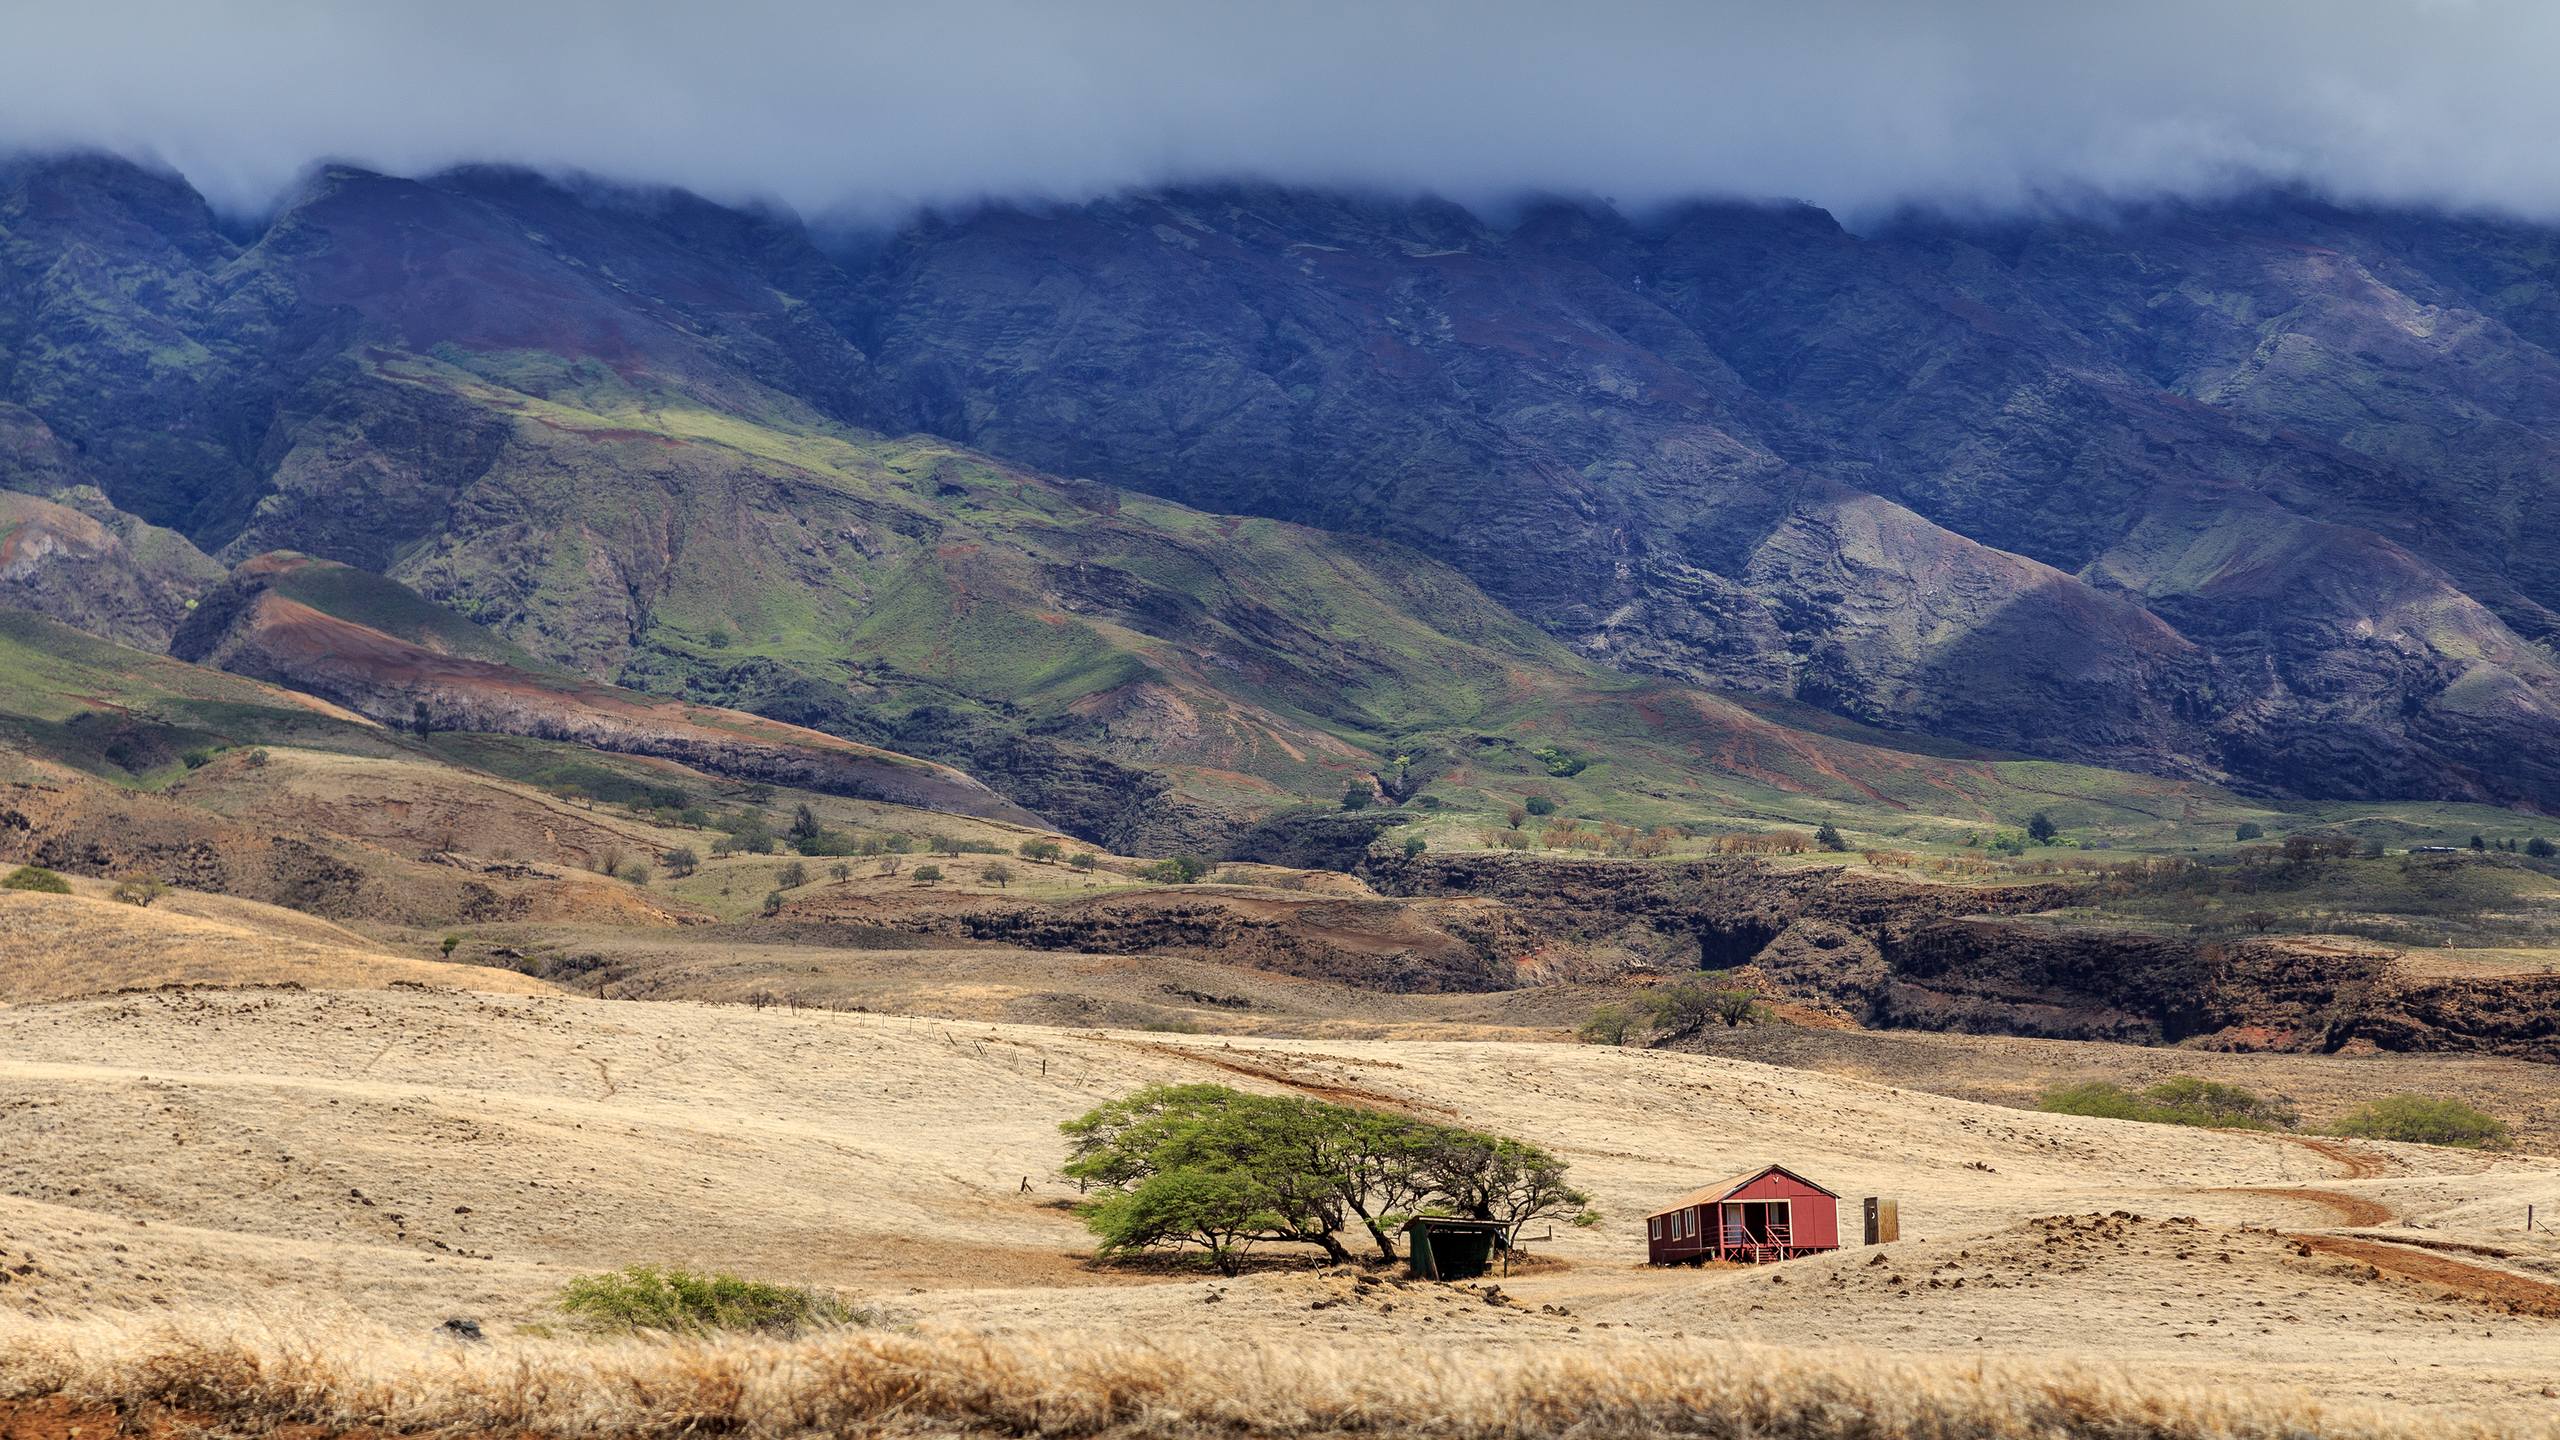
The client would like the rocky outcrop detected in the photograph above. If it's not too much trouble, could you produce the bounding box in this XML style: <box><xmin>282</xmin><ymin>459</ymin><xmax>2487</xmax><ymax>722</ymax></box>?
<box><xmin>771</xmin><ymin>885</ymin><xmax>1533</xmax><ymax>993</ymax></box>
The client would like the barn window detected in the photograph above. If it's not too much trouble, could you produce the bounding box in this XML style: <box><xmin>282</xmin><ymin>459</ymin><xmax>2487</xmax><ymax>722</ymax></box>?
<box><xmin>1649</xmin><ymin>1216</ymin><xmax>1662</xmax><ymax>1240</ymax></box>
<box><xmin>1682</xmin><ymin>1209</ymin><xmax>1695</xmax><ymax>1238</ymax></box>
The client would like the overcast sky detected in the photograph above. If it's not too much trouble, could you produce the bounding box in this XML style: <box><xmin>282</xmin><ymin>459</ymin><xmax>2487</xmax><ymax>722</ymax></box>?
<box><xmin>4</xmin><ymin>0</ymin><xmax>2556</xmax><ymax>222</ymax></box>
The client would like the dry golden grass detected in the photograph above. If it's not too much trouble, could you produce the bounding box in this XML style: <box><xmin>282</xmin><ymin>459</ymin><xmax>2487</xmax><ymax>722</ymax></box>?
<box><xmin>0</xmin><ymin>891</ymin><xmax>555</xmax><ymax>1002</ymax></box>
<box><xmin>3</xmin><ymin>1311</ymin><xmax>2543</xmax><ymax>1440</ymax></box>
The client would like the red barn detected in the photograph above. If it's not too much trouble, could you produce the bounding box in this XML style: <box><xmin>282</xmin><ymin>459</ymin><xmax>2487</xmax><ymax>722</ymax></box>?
<box><xmin>1645</xmin><ymin>1164</ymin><xmax>1841</xmax><ymax>1265</ymax></box>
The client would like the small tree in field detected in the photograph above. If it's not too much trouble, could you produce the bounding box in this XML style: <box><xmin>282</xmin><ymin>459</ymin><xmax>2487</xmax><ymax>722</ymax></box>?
<box><xmin>665</xmin><ymin>846</ymin><xmax>699</xmax><ymax>878</ymax></box>
<box><xmin>1814</xmin><ymin>822</ymin><xmax>1846</xmax><ymax>852</ymax></box>
<box><xmin>1070</xmin><ymin>852</ymin><xmax>1098</xmax><ymax>871</ymax></box>
<box><xmin>830</xmin><ymin>861</ymin><xmax>852</xmax><ymax>882</ymax></box>
<box><xmin>777</xmin><ymin>861</ymin><xmax>809</xmax><ymax>889</ymax></box>
<box><xmin>1020</xmin><ymin>838</ymin><xmax>1064</xmax><ymax>863</ymax></box>
<box><xmin>110</xmin><ymin>875</ymin><xmax>165</xmax><ymax>907</ymax></box>
<box><xmin>2239</xmin><ymin>910</ymin><xmax>2278</xmax><ymax>934</ymax></box>
<box><xmin>2026</xmin><ymin>811</ymin><xmax>2059</xmax><ymax>845</ymax></box>
<box><xmin>980</xmin><ymin>862</ymin><xmax>1014</xmax><ymax>889</ymax></box>
<box><xmin>913</xmin><ymin>864</ymin><xmax>943</xmax><ymax>885</ymax></box>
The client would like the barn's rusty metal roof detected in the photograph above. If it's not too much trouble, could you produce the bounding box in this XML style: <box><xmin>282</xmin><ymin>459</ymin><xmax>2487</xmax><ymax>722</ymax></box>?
<box><xmin>1644</xmin><ymin>1164</ymin><xmax>1838</xmax><ymax>1218</ymax></box>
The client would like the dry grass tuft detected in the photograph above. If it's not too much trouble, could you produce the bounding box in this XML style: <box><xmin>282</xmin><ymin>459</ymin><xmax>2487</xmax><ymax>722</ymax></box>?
<box><xmin>0</xmin><ymin>1310</ymin><xmax>2542</xmax><ymax>1440</ymax></box>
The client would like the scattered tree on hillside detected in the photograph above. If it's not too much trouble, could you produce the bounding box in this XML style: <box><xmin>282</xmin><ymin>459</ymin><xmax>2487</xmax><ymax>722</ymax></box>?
<box><xmin>878</xmin><ymin>855</ymin><xmax>905</xmax><ymax>877</ymax></box>
<box><xmin>108</xmin><ymin>875</ymin><xmax>166</xmax><ymax>908</ymax></box>
<box><xmin>440</xmin><ymin>935</ymin><xmax>462</xmax><ymax>957</ymax></box>
<box><xmin>1070</xmin><ymin>852</ymin><xmax>1098</xmax><ymax>870</ymax></box>
<box><xmin>1523</xmin><ymin>796</ymin><xmax>1556</xmax><ymax>817</ymax></box>
<box><xmin>2470</xmin><ymin>834</ymin><xmax>2488</xmax><ymax>851</ymax></box>
<box><xmin>1814</xmin><ymin>822</ymin><xmax>1846</xmax><ymax>852</ymax></box>
<box><xmin>2234</xmin><ymin>822</ymin><xmax>2264</xmax><ymax>841</ymax></box>
<box><xmin>1505</xmin><ymin>805</ymin><xmax>1528</xmax><ymax>830</ymax></box>
<box><xmin>411</xmin><ymin>701</ymin><xmax>434</xmax><ymax>739</ymax></box>
<box><xmin>830</xmin><ymin>861</ymin><xmax>852</xmax><ymax>882</ymax></box>
<box><xmin>912</xmin><ymin>864</ymin><xmax>943</xmax><ymax>884</ymax></box>
<box><xmin>790</xmin><ymin>804</ymin><xmax>822</xmax><ymax>842</ymax></box>
<box><xmin>980</xmin><ymin>862</ymin><xmax>1014</xmax><ymax>889</ymax></box>
<box><xmin>665</xmin><ymin>846</ymin><xmax>699</xmax><ymax>878</ymax></box>
<box><xmin>1342</xmin><ymin>782</ymin><xmax>1372</xmax><ymax>811</ymax></box>
<box><xmin>777</xmin><ymin>861</ymin><xmax>809</xmax><ymax>889</ymax></box>
<box><xmin>2529</xmin><ymin>837</ymin><xmax>2557</xmax><ymax>859</ymax></box>
<box><xmin>1020</xmin><ymin>838</ymin><xmax>1064</xmax><ymax>863</ymax></box>
<box><xmin>760</xmin><ymin>890</ymin><xmax>784</xmax><ymax>917</ymax></box>
<box><xmin>2239</xmin><ymin>910</ymin><xmax>2278</xmax><ymax>934</ymax></box>
<box><xmin>1402</xmin><ymin>833</ymin><xmax>1428</xmax><ymax>859</ymax></box>
<box><xmin>1143</xmin><ymin>853</ymin><xmax>1212</xmax><ymax>884</ymax></box>
<box><xmin>2026</xmin><ymin>811</ymin><xmax>2059</xmax><ymax>845</ymax></box>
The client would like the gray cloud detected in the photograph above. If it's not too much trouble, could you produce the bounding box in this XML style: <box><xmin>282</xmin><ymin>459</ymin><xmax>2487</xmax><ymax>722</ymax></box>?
<box><xmin>5</xmin><ymin>0</ymin><xmax>2557</xmax><ymax>222</ymax></box>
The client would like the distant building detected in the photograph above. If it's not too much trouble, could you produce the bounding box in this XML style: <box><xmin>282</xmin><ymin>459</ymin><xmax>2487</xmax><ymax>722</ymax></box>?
<box><xmin>1645</xmin><ymin>1164</ymin><xmax>1841</xmax><ymax>1265</ymax></box>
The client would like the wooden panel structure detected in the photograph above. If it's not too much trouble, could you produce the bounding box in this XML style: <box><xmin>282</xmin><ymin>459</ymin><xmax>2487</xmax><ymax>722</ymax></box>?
<box><xmin>1863</xmin><ymin>1196</ymin><xmax>1900</xmax><ymax>1245</ymax></box>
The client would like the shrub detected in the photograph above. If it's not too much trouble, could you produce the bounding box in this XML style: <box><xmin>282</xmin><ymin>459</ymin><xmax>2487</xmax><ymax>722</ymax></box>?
<box><xmin>109</xmin><ymin>875</ymin><xmax>166</xmax><ymax>907</ymax></box>
<box><xmin>1142</xmin><ymin>853</ymin><xmax>1212</xmax><ymax>884</ymax></box>
<box><xmin>181</xmin><ymin>748</ymin><xmax>215</xmax><ymax>770</ymax></box>
<box><xmin>1341</xmin><ymin>782</ymin><xmax>1372</xmax><ymax>811</ymax></box>
<box><xmin>558</xmin><ymin>1265</ymin><xmax>865</xmax><ymax>1336</ymax></box>
<box><xmin>2035</xmin><ymin>1077</ymin><xmax>2296</xmax><ymax>1131</ymax></box>
<box><xmin>614</xmin><ymin>860</ymin><xmax>651</xmax><ymax>886</ymax></box>
<box><xmin>1523</xmin><ymin>796</ymin><xmax>1556</xmax><ymax>817</ymax></box>
<box><xmin>439</xmin><ymin>935</ymin><xmax>461</xmax><ymax>957</ymax></box>
<box><xmin>776</xmin><ymin>861</ymin><xmax>809</xmax><ymax>889</ymax></box>
<box><xmin>664</xmin><ymin>846</ymin><xmax>699</xmax><ymax>878</ymax></box>
<box><xmin>760</xmin><ymin>890</ymin><xmax>784</xmax><ymax>917</ymax></box>
<box><xmin>2528</xmin><ymin>837</ymin><xmax>2557</xmax><ymax>859</ymax></box>
<box><xmin>3</xmin><ymin>865</ymin><xmax>72</xmax><ymax>894</ymax></box>
<box><xmin>1020</xmin><ymin>838</ymin><xmax>1064</xmax><ymax>863</ymax></box>
<box><xmin>1070</xmin><ymin>852</ymin><xmax>1098</xmax><ymax>870</ymax></box>
<box><xmin>2026</xmin><ymin>811</ymin><xmax>2059</xmax><ymax>845</ymax></box>
<box><xmin>1402</xmin><ymin>834</ymin><xmax>1428</xmax><ymax>859</ymax></box>
<box><xmin>913</xmin><ymin>864</ymin><xmax>944</xmax><ymax>884</ymax></box>
<box><xmin>1577</xmin><ymin>1004</ymin><xmax>1633</xmax><ymax>1046</ymax></box>
<box><xmin>243</xmin><ymin>748</ymin><xmax>270</xmax><ymax>767</ymax></box>
<box><xmin>1814</xmin><ymin>822</ymin><xmax>1846</xmax><ymax>852</ymax></box>
<box><xmin>2327</xmin><ymin>1095</ymin><xmax>2509</xmax><ymax>1148</ymax></box>
<box><xmin>1642</xmin><ymin>979</ymin><xmax>1765</xmax><ymax>1034</ymax></box>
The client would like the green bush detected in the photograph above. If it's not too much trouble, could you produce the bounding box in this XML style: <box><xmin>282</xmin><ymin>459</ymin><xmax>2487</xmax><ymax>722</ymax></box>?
<box><xmin>1141</xmin><ymin>853</ymin><xmax>1212</xmax><ymax>884</ymax></box>
<box><xmin>1070</xmin><ymin>852</ymin><xmax>1099</xmax><ymax>870</ymax></box>
<box><xmin>1020</xmin><ymin>838</ymin><xmax>1065</xmax><ymax>863</ymax></box>
<box><xmin>2035</xmin><ymin>1077</ymin><xmax>2296</xmax><ymax>1131</ymax></box>
<box><xmin>2</xmin><ymin>865</ymin><xmax>72</xmax><ymax>894</ymax></box>
<box><xmin>2234</xmin><ymin>822</ymin><xmax>2264</xmax><ymax>841</ymax></box>
<box><xmin>558</xmin><ymin>1265</ymin><xmax>867</xmax><ymax>1335</ymax></box>
<box><xmin>1576</xmin><ymin>1004</ymin><xmax>1633</xmax><ymax>1046</ymax></box>
<box><xmin>1523</xmin><ymin>796</ymin><xmax>1556</xmax><ymax>817</ymax></box>
<box><xmin>2327</xmin><ymin>1094</ymin><xmax>2510</xmax><ymax>1149</ymax></box>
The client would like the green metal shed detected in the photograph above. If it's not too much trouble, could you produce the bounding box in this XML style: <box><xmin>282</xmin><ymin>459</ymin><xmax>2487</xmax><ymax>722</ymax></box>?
<box><xmin>1401</xmin><ymin>1217</ymin><xmax>1510</xmax><ymax>1280</ymax></box>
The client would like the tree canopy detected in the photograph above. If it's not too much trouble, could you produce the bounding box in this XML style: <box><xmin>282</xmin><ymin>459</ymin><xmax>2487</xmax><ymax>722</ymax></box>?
<box><xmin>1060</xmin><ymin>1084</ymin><xmax>1589</xmax><ymax>1274</ymax></box>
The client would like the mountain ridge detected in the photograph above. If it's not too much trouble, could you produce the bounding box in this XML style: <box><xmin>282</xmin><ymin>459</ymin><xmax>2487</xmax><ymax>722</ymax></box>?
<box><xmin>5</xmin><ymin>152</ymin><xmax>2558</xmax><ymax>819</ymax></box>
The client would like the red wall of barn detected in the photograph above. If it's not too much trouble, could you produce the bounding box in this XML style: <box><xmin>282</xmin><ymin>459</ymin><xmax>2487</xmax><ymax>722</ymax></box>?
<box><xmin>1725</xmin><ymin>1172</ymin><xmax>1839</xmax><ymax>1248</ymax></box>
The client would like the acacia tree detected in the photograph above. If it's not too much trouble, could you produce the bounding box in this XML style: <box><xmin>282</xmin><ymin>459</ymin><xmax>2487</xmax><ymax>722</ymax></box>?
<box><xmin>1061</xmin><ymin>1084</ymin><xmax>1587</xmax><ymax>1269</ymax></box>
